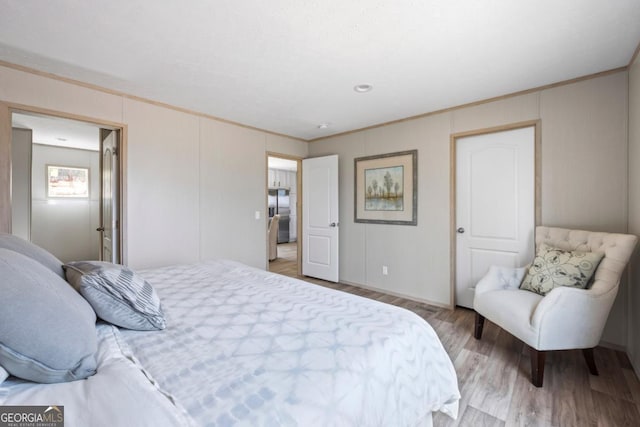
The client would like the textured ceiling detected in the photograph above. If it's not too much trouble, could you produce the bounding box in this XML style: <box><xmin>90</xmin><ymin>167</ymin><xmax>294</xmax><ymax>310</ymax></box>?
<box><xmin>1</xmin><ymin>0</ymin><xmax>639</xmax><ymax>140</ymax></box>
<box><xmin>12</xmin><ymin>113</ymin><xmax>100</xmax><ymax>151</ymax></box>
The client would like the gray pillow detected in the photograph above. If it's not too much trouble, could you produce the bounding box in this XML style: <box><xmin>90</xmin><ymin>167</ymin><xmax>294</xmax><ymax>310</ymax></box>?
<box><xmin>0</xmin><ymin>249</ymin><xmax>97</xmax><ymax>383</ymax></box>
<box><xmin>64</xmin><ymin>261</ymin><xmax>166</xmax><ymax>331</ymax></box>
<box><xmin>0</xmin><ymin>233</ymin><xmax>64</xmax><ymax>278</ymax></box>
<box><xmin>0</xmin><ymin>366</ymin><xmax>9</xmax><ymax>384</ymax></box>
<box><xmin>520</xmin><ymin>243</ymin><xmax>604</xmax><ymax>296</ymax></box>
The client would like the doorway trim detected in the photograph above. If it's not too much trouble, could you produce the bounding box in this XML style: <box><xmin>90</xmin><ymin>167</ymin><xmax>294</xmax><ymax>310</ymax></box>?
<box><xmin>266</xmin><ymin>151</ymin><xmax>303</xmax><ymax>275</ymax></box>
<box><xmin>449</xmin><ymin>119</ymin><xmax>542</xmax><ymax>309</ymax></box>
<box><xmin>0</xmin><ymin>101</ymin><xmax>128</xmax><ymax>264</ymax></box>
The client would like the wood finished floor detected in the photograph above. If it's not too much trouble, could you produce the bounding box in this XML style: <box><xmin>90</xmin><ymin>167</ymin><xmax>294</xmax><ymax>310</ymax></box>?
<box><xmin>269</xmin><ymin>243</ymin><xmax>640</xmax><ymax>426</ymax></box>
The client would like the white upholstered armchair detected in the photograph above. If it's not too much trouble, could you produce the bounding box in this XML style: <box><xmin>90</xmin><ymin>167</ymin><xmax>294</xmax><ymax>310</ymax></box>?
<box><xmin>268</xmin><ymin>214</ymin><xmax>280</xmax><ymax>261</ymax></box>
<box><xmin>473</xmin><ymin>226</ymin><xmax>637</xmax><ymax>387</ymax></box>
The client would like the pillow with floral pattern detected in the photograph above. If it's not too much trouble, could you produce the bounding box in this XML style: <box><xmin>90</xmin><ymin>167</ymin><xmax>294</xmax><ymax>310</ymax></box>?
<box><xmin>520</xmin><ymin>243</ymin><xmax>604</xmax><ymax>296</ymax></box>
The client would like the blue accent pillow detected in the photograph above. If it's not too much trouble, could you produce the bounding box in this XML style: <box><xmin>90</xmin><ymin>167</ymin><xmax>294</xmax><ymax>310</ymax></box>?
<box><xmin>0</xmin><ymin>233</ymin><xmax>64</xmax><ymax>278</ymax></box>
<box><xmin>0</xmin><ymin>249</ymin><xmax>97</xmax><ymax>383</ymax></box>
<box><xmin>64</xmin><ymin>261</ymin><xmax>166</xmax><ymax>331</ymax></box>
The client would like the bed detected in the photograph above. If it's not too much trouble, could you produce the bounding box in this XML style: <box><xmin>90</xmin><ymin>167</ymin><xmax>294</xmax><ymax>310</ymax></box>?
<box><xmin>0</xmin><ymin>235</ymin><xmax>460</xmax><ymax>426</ymax></box>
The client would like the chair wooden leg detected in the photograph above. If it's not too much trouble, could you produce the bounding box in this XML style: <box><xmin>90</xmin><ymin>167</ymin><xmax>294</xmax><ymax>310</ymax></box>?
<box><xmin>530</xmin><ymin>348</ymin><xmax>546</xmax><ymax>387</ymax></box>
<box><xmin>474</xmin><ymin>312</ymin><xmax>485</xmax><ymax>340</ymax></box>
<box><xmin>582</xmin><ymin>348</ymin><xmax>599</xmax><ymax>376</ymax></box>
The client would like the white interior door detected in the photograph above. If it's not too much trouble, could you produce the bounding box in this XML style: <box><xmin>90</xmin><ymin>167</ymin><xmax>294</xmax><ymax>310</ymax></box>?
<box><xmin>99</xmin><ymin>129</ymin><xmax>119</xmax><ymax>263</ymax></box>
<box><xmin>455</xmin><ymin>126</ymin><xmax>535</xmax><ymax>308</ymax></box>
<box><xmin>302</xmin><ymin>155</ymin><xmax>339</xmax><ymax>282</ymax></box>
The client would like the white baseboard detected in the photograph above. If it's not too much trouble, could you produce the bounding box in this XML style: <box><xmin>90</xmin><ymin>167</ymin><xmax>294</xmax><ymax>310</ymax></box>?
<box><xmin>338</xmin><ymin>279</ymin><xmax>451</xmax><ymax>310</ymax></box>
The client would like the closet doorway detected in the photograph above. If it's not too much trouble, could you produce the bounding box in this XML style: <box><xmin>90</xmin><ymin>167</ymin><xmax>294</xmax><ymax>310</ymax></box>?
<box><xmin>267</xmin><ymin>154</ymin><xmax>301</xmax><ymax>276</ymax></box>
<box><xmin>452</xmin><ymin>122</ymin><xmax>540</xmax><ymax>308</ymax></box>
<box><xmin>9</xmin><ymin>110</ymin><xmax>123</xmax><ymax>263</ymax></box>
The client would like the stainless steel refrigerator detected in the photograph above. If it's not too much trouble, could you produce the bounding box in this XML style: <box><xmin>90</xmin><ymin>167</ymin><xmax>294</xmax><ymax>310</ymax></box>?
<box><xmin>268</xmin><ymin>188</ymin><xmax>290</xmax><ymax>243</ymax></box>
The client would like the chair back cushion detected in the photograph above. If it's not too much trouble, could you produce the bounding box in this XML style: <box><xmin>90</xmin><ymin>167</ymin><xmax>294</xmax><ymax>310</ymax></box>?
<box><xmin>535</xmin><ymin>226</ymin><xmax>638</xmax><ymax>294</ymax></box>
<box><xmin>268</xmin><ymin>215</ymin><xmax>280</xmax><ymax>260</ymax></box>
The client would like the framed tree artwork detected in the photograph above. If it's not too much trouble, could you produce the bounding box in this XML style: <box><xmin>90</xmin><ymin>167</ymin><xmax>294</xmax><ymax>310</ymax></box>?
<box><xmin>354</xmin><ymin>149</ymin><xmax>417</xmax><ymax>225</ymax></box>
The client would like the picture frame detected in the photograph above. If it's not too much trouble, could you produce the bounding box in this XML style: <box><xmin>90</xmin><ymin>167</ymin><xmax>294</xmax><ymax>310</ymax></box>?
<box><xmin>354</xmin><ymin>149</ymin><xmax>417</xmax><ymax>225</ymax></box>
<box><xmin>46</xmin><ymin>165</ymin><xmax>90</xmax><ymax>198</ymax></box>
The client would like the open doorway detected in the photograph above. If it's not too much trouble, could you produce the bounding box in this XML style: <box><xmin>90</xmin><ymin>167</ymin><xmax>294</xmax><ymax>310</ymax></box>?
<box><xmin>267</xmin><ymin>154</ymin><xmax>301</xmax><ymax>276</ymax></box>
<box><xmin>10</xmin><ymin>111</ymin><xmax>122</xmax><ymax>263</ymax></box>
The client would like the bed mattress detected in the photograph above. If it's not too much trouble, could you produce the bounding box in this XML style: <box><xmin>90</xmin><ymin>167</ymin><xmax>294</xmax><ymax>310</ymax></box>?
<box><xmin>120</xmin><ymin>259</ymin><xmax>460</xmax><ymax>426</ymax></box>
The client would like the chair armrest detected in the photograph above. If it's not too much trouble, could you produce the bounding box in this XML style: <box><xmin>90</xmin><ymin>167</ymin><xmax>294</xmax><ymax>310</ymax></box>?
<box><xmin>475</xmin><ymin>265</ymin><xmax>527</xmax><ymax>296</ymax></box>
<box><xmin>531</xmin><ymin>282</ymin><xmax>619</xmax><ymax>350</ymax></box>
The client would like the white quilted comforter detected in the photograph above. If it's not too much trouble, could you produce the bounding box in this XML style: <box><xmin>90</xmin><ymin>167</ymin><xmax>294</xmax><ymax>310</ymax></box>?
<box><xmin>119</xmin><ymin>260</ymin><xmax>460</xmax><ymax>426</ymax></box>
<box><xmin>0</xmin><ymin>324</ymin><xmax>194</xmax><ymax>427</ymax></box>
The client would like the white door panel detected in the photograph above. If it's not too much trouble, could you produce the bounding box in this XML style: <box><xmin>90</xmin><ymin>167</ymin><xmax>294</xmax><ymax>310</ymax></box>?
<box><xmin>308</xmin><ymin>168</ymin><xmax>331</xmax><ymax>226</ymax></box>
<box><xmin>456</xmin><ymin>126</ymin><xmax>535</xmax><ymax>308</ymax></box>
<box><xmin>100</xmin><ymin>129</ymin><xmax>119</xmax><ymax>263</ymax></box>
<box><xmin>469</xmin><ymin>146</ymin><xmax>518</xmax><ymax>239</ymax></box>
<box><xmin>303</xmin><ymin>155</ymin><xmax>339</xmax><ymax>282</ymax></box>
<box><xmin>308</xmin><ymin>235</ymin><xmax>331</xmax><ymax>265</ymax></box>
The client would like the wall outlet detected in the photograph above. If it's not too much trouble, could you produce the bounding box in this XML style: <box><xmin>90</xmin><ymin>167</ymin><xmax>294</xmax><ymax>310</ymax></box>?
<box><xmin>382</xmin><ymin>266</ymin><xmax>388</xmax><ymax>275</ymax></box>
<box><xmin>255</xmin><ymin>210</ymin><xmax>261</xmax><ymax>220</ymax></box>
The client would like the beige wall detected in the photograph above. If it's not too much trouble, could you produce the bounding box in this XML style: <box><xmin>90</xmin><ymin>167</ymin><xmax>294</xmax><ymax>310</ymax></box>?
<box><xmin>10</xmin><ymin>128</ymin><xmax>31</xmax><ymax>240</ymax></box>
<box><xmin>0</xmin><ymin>64</ymin><xmax>309</xmax><ymax>270</ymax></box>
<box><xmin>0</xmin><ymin>63</ymin><xmax>634</xmax><ymax>348</ymax></box>
<box><xmin>199</xmin><ymin>118</ymin><xmax>267</xmax><ymax>266</ymax></box>
<box><xmin>309</xmin><ymin>71</ymin><xmax>630</xmax><ymax>345</ymax></box>
<box><xmin>30</xmin><ymin>144</ymin><xmax>100</xmax><ymax>262</ymax></box>
<box><xmin>628</xmin><ymin>53</ymin><xmax>640</xmax><ymax>373</ymax></box>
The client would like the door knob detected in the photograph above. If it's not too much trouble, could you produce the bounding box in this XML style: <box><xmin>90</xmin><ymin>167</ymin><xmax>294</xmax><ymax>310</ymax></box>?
<box><xmin>330</xmin><ymin>222</ymin><xmax>338</xmax><ymax>227</ymax></box>
<box><xmin>96</xmin><ymin>226</ymin><xmax>105</xmax><ymax>232</ymax></box>
<box><xmin>457</xmin><ymin>227</ymin><xmax>465</xmax><ymax>234</ymax></box>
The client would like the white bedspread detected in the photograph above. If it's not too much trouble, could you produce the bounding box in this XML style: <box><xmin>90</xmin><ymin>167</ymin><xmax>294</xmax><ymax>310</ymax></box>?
<box><xmin>120</xmin><ymin>260</ymin><xmax>460</xmax><ymax>426</ymax></box>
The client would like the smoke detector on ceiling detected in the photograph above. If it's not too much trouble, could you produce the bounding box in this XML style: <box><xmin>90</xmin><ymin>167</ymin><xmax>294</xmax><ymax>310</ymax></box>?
<box><xmin>353</xmin><ymin>84</ymin><xmax>373</xmax><ymax>93</ymax></box>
